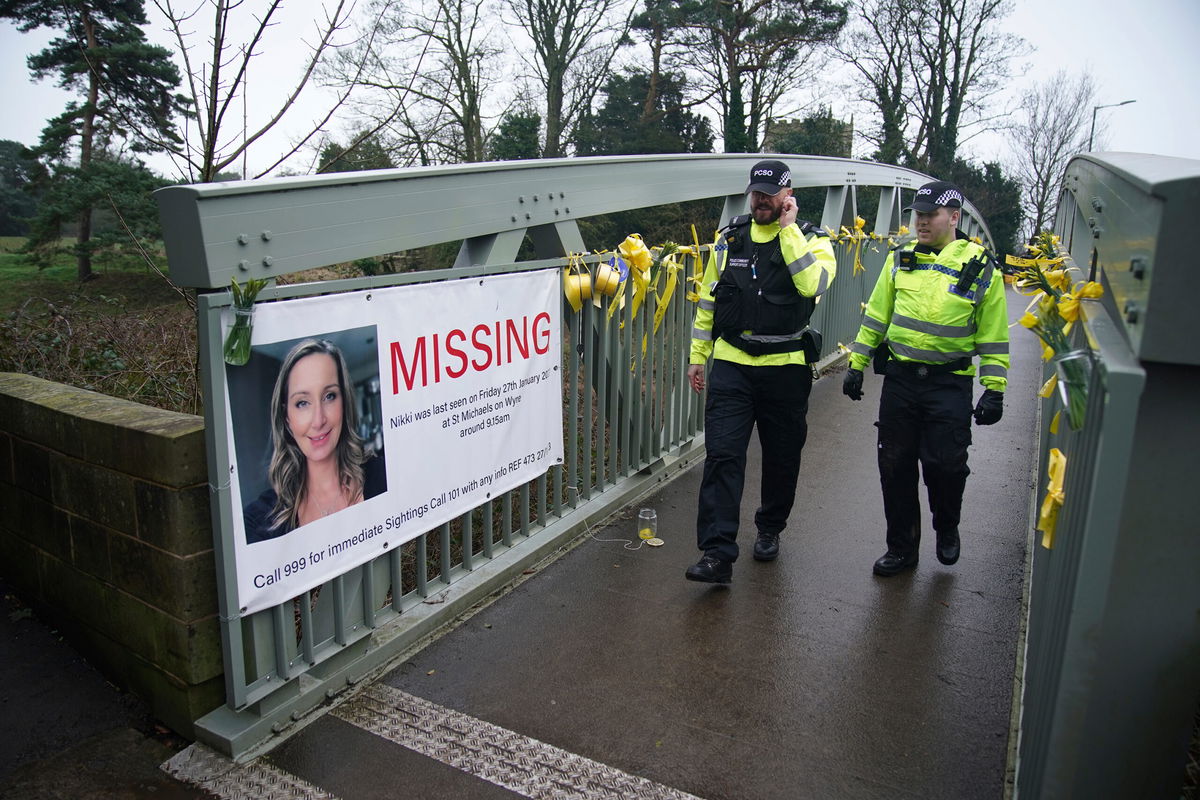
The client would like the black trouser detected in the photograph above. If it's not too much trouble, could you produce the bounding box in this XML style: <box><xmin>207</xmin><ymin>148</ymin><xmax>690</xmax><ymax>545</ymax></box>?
<box><xmin>876</xmin><ymin>368</ymin><xmax>973</xmax><ymax>557</ymax></box>
<box><xmin>696</xmin><ymin>360</ymin><xmax>813</xmax><ymax>563</ymax></box>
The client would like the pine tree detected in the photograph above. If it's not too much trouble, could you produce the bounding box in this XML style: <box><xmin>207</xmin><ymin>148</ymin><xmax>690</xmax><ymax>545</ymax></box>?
<box><xmin>574</xmin><ymin>69</ymin><xmax>714</xmax><ymax>156</ymax></box>
<box><xmin>2</xmin><ymin>0</ymin><xmax>189</xmax><ymax>279</ymax></box>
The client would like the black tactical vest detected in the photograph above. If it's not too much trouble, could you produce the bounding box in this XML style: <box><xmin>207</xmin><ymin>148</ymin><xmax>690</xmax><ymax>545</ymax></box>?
<box><xmin>711</xmin><ymin>215</ymin><xmax>816</xmax><ymax>355</ymax></box>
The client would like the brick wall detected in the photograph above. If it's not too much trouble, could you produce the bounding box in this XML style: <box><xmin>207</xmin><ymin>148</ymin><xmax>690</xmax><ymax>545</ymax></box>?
<box><xmin>0</xmin><ymin>373</ymin><xmax>222</xmax><ymax>737</ymax></box>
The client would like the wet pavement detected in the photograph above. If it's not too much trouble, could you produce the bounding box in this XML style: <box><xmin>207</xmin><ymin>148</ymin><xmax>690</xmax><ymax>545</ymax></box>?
<box><xmin>0</xmin><ymin>576</ymin><xmax>206</xmax><ymax>800</ymax></box>
<box><xmin>3</xmin><ymin>286</ymin><xmax>1039</xmax><ymax>799</ymax></box>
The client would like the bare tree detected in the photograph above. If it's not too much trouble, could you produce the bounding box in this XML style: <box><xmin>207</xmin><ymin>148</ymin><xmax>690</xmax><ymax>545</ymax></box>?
<box><xmin>837</xmin><ymin>0</ymin><xmax>1018</xmax><ymax>173</ymax></box>
<box><xmin>832</xmin><ymin>0</ymin><xmax>911</xmax><ymax>163</ymax></box>
<box><xmin>909</xmin><ymin>0</ymin><xmax>1017</xmax><ymax>174</ymax></box>
<box><xmin>504</xmin><ymin>0</ymin><xmax>633</xmax><ymax>157</ymax></box>
<box><xmin>325</xmin><ymin>0</ymin><xmax>504</xmax><ymax>165</ymax></box>
<box><xmin>150</xmin><ymin>0</ymin><xmax>361</xmax><ymax>181</ymax></box>
<box><xmin>1009</xmin><ymin>70</ymin><xmax>1095</xmax><ymax>239</ymax></box>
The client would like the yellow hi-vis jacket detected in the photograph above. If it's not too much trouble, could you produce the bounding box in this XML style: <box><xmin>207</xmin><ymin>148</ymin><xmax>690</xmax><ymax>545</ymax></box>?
<box><xmin>848</xmin><ymin>238</ymin><xmax>1010</xmax><ymax>391</ymax></box>
<box><xmin>690</xmin><ymin>219</ymin><xmax>837</xmax><ymax>367</ymax></box>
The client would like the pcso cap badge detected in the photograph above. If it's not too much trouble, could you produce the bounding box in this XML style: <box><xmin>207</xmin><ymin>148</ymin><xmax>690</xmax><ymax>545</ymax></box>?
<box><xmin>745</xmin><ymin>159</ymin><xmax>791</xmax><ymax>195</ymax></box>
<box><xmin>905</xmin><ymin>180</ymin><xmax>965</xmax><ymax>213</ymax></box>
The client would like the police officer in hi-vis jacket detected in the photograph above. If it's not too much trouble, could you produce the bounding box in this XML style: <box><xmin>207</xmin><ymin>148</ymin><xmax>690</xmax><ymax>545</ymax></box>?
<box><xmin>685</xmin><ymin>159</ymin><xmax>837</xmax><ymax>585</ymax></box>
<box><xmin>843</xmin><ymin>180</ymin><xmax>1009</xmax><ymax>576</ymax></box>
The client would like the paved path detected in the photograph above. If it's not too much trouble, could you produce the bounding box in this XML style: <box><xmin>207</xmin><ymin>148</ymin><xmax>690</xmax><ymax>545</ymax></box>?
<box><xmin>5</xmin><ymin>285</ymin><xmax>1041</xmax><ymax>800</ymax></box>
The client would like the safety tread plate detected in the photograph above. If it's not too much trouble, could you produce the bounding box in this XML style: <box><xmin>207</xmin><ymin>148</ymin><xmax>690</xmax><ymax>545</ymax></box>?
<box><xmin>163</xmin><ymin>741</ymin><xmax>339</xmax><ymax>800</ymax></box>
<box><xmin>334</xmin><ymin>683</ymin><xmax>703</xmax><ymax>800</ymax></box>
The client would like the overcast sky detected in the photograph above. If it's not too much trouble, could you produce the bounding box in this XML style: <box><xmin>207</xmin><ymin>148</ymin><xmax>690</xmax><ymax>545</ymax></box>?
<box><xmin>2</xmin><ymin>0</ymin><xmax>1197</xmax><ymax>178</ymax></box>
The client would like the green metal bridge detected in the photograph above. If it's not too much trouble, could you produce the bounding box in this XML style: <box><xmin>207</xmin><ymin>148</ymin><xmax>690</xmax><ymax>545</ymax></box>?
<box><xmin>150</xmin><ymin>152</ymin><xmax>1199</xmax><ymax>799</ymax></box>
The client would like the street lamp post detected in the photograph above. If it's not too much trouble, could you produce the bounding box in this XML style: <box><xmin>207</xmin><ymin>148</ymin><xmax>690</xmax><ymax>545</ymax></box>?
<box><xmin>1089</xmin><ymin>99</ymin><xmax>1136</xmax><ymax>151</ymax></box>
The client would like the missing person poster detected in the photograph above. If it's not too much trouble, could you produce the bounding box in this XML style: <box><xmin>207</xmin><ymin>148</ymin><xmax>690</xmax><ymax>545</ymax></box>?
<box><xmin>222</xmin><ymin>269</ymin><xmax>563</xmax><ymax>614</ymax></box>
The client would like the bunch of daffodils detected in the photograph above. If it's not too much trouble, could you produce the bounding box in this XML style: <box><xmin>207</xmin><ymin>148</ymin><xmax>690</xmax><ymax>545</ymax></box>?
<box><xmin>1007</xmin><ymin>232</ymin><xmax>1103</xmax><ymax>431</ymax></box>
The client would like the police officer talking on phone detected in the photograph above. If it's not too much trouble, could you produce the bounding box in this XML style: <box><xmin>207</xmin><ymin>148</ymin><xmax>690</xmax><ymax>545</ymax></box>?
<box><xmin>842</xmin><ymin>181</ymin><xmax>1009</xmax><ymax>576</ymax></box>
<box><xmin>685</xmin><ymin>159</ymin><xmax>837</xmax><ymax>584</ymax></box>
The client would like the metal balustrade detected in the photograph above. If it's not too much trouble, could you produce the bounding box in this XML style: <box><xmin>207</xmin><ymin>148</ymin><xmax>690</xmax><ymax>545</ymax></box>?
<box><xmin>1014</xmin><ymin>153</ymin><xmax>1200</xmax><ymax>798</ymax></box>
<box><xmin>156</xmin><ymin>154</ymin><xmax>991</xmax><ymax>759</ymax></box>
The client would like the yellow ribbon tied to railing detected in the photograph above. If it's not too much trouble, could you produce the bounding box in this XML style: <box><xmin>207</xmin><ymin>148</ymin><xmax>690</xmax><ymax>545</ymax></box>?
<box><xmin>1037</xmin><ymin>447</ymin><xmax>1067</xmax><ymax>549</ymax></box>
<box><xmin>1057</xmin><ymin>280</ymin><xmax>1104</xmax><ymax>323</ymax></box>
<box><xmin>638</xmin><ymin>242</ymin><xmax>682</xmax><ymax>357</ymax></box>
<box><xmin>834</xmin><ymin>216</ymin><xmax>869</xmax><ymax>275</ymax></box>
<box><xmin>618</xmin><ymin>234</ymin><xmax>653</xmax><ymax>320</ymax></box>
<box><xmin>562</xmin><ymin>252</ymin><xmax>591</xmax><ymax>313</ymax></box>
<box><xmin>685</xmin><ymin>224</ymin><xmax>704</xmax><ymax>302</ymax></box>
<box><xmin>653</xmin><ymin>253</ymin><xmax>681</xmax><ymax>336</ymax></box>
<box><xmin>618</xmin><ymin>232</ymin><xmax>653</xmax><ymax>271</ymax></box>
<box><xmin>882</xmin><ymin>225</ymin><xmax>911</xmax><ymax>252</ymax></box>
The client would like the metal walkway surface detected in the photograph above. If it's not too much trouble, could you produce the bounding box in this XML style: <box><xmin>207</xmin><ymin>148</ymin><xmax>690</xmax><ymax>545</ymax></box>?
<box><xmin>160</xmin><ymin>285</ymin><xmax>1041</xmax><ymax>800</ymax></box>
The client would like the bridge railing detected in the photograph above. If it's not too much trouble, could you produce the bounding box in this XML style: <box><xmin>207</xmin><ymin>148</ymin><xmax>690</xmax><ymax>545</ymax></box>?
<box><xmin>156</xmin><ymin>154</ymin><xmax>987</xmax><ymax>759</ymax></box>
<box><xmin>1015</xmin><ymin>153</ymin><xmax>1200</xmax><ymax>798</ymax></box>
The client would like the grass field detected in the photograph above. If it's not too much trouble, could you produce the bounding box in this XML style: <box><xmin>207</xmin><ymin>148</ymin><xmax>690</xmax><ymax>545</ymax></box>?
<box><xmin>0</xmin><ymin>236</ymin><xmax>185</xmax><ymax>314</ymax></box>
<box><xmin>0</xmin><ymin>236</ymin><xmax>200</xmax><ymax>413</ymax></box>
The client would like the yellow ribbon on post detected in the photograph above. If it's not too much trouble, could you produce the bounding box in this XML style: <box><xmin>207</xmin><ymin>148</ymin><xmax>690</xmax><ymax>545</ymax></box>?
<box><xmin>617</xmin><ymin>233</ymin><xmax>653</xmax><ymax>271</ymax></box>
<box><xmin>1037</xmin><ymin>448</ymin><xmax>1067</xmax><ymax>549</ymax></box>
<box><xmin>1057</xmin><ymin>280</ymin><xmax>1104</xmax><ymax>323</ymax></box>
<box><xmin>617</xmin><ymin>235</ymin><xmax>653</xmax><ymax>320</ymax></box>
<box><xmin>593</xmin><ymin>259</ymin><xmax>622</xmax><ymax>297</ymax></box>
<box><xmin>562</xmin><ymin>252</ymin><xmax>591</xmax><ymax>313</ymax></box>
<box><xmin>685</xmin><ymin>224</ymin><xmax>704</xmax><ymax>302</ymax></box>
<box><xmin>653</xmin><ymin>255</ymin><xmax>680</xmax><ymax>335</ymax></box>
<box><xmin>849</xmin><ymin>216</ymin><xmax>867</xmax><ymax>275</ymax></box>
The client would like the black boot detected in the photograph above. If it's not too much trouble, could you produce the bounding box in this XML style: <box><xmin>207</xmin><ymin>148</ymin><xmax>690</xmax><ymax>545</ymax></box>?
<box><xmin>873</xmin><ymin>550</ymin><xmax>919</xmax><ymax>576</ymax></box>
<box><xmin>685</xmin><ymin>554</ymin><xmax>733</xmax><ymax>584</ymax></box>
<box><xmin>752</xmin><ymin>531</ymin><xmax>779</xmax><ymax>561</ymax></box>
<box><xmin>936</xmin><ymin>528</ymin><xmax>960</xmax><ymax>565</ymax></box>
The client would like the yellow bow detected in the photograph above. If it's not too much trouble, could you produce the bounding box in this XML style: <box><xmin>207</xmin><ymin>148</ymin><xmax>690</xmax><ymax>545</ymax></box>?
<box><xmin>617</xmin><ymin>233</ymin><xmax>653</xmax><ymax>271</ymax></box>
<box><xmin>1057</xmin><ymin>281</ymin><xmax>1104</xmax><ymax>323</ymax></box>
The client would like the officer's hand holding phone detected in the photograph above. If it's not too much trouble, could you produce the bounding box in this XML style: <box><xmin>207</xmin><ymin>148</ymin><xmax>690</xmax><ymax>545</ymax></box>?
<box><xmin>779</xmin><ymin>195</ymin><xmax>798</xmax><ymax>228</ymax></box>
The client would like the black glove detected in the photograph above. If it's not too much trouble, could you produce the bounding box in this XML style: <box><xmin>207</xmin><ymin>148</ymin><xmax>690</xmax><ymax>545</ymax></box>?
<box><xmin>843</xmin><ymin>368</ymin><xmax>864</xmax><ymax>401</ymax></box>
<box><xmin>973</xmin><ymin>389</ymin><xmax>1003</xmax><ymax>425</ymax></box>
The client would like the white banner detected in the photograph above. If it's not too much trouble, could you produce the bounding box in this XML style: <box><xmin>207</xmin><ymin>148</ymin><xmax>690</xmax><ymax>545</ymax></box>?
<box><xmin>222</xmin><ymin>270</ymin><xmax>563</xmax><ymax>614</ymax></box>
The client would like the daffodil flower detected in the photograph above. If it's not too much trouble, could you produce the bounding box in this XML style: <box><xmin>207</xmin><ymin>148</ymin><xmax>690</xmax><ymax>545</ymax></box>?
<box><xmin>1058</xmin><ymin>294</ymin><xmax>1081</xmax><ymax>323</ymax></box>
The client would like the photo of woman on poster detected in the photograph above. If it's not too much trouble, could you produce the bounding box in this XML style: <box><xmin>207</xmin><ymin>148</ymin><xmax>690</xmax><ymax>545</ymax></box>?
<box><xmin>243</xmin><ymin>338</ymin><xmax>386</xmax><ymax>544</ymax></box>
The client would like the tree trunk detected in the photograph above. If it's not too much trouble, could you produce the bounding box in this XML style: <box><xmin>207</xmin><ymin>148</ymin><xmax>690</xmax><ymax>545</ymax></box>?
<box><xmin>641</xmin><ymin>26</ymin><xmax>663</xmax><ymax>123</ymax></box>
<box><xmin>544</xmin><ymin>71</ymin><xmax>565</xmax><ymax>158</ymax></box>
<box><xmin>723</xmin><ymin>30</ymin><xmax>748</xmax><ymax>154</ymax></box>
<box><xmin>77</xmin><ymin>10</ymin><xmax>99</xmax><ymax>282</ymax></box>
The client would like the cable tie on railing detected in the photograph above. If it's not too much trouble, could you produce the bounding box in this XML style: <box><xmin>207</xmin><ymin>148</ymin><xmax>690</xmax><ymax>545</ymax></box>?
<box><xmin>208</xmin><ymin>465</ymin><xmax>234</xmax><ymax>494</ymax></box>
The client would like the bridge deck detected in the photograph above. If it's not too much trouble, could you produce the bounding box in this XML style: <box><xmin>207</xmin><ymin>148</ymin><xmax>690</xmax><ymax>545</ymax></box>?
<box><xmin>250</xmin><ymin>286</ymin><xmax>1038</xmax><ymax>800</ymax></box>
